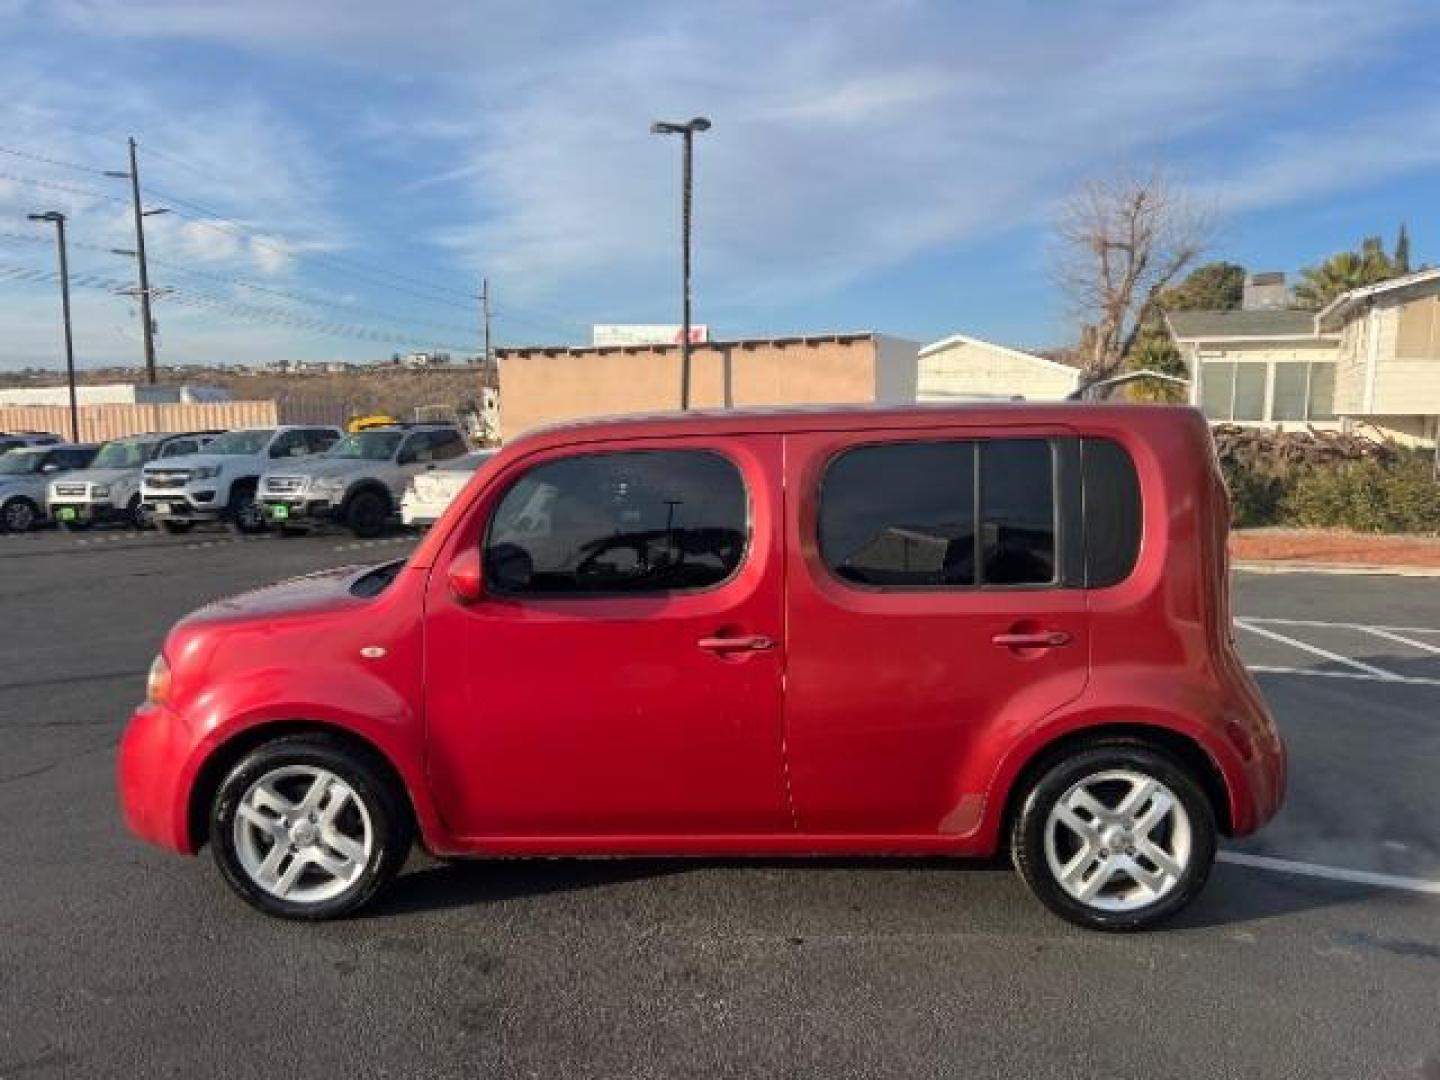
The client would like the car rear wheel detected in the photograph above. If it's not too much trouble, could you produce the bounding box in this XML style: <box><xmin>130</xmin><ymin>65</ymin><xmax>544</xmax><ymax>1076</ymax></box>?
<box><xmin>1</xmin><ymin>497</ymin><xmax>40</xmax><ymax>532</ymax></box>
<box><xmin>1010</xmin><ymin>740</ymin><xmax>1216</xmax><ymax>931</ymax></box>
<box><xmin>210</xmin><ymin>734</ymin><xmax>412</xmax><ymax>920</ymax></box>
<box><xmin>345</xmin><ymin>489</ymin><xmax>389</xmax><ymax>538</ymax></box>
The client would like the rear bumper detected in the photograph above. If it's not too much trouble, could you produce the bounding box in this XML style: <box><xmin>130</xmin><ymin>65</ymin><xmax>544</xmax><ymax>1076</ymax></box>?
<box><xmin>117</xmin><ymin>703</ymin><xmax>196</xmax><ymax>854</ymax></box>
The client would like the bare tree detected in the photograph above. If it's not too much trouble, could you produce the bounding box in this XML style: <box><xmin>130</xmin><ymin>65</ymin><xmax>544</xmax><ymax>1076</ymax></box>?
<box><xmin>1054</xmin><ymin>167</ymin><xmax>1214</xmax><ymax>384</ymax></box>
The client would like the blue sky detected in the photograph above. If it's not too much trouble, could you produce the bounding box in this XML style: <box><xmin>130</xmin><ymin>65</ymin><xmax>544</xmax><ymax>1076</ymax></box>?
<box><xmin>2</xmin><ymin>0</ymin><xmax>1439</xmax><ymax>370</ymax></box>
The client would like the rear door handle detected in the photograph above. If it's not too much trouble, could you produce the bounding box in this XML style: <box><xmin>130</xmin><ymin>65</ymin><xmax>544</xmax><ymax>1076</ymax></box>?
<box><xmin>991</xmin><ymin>630</ymin><xmax>1072</xmax><ymax>649</ymax></box>
<box><xmin>697</xmin><ymin>634</ymin><xmax>776</xmax><ymax>654</ymax></box>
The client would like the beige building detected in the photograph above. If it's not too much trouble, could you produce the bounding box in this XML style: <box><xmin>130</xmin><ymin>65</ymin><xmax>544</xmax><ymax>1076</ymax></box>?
<box><xmin>1168</xmin><ymin>267</ymin><xmax>1440</xmax><ymax>446</ymax></box>
<box><xmin>918</xmin><ymin>333</ymin><xmax>1079</xmax><ymax>401</ymax></box>
<box><xmin>496</xmin><ymin>332</ymin><xmax>920</xmax><ymax>440</ymax></box>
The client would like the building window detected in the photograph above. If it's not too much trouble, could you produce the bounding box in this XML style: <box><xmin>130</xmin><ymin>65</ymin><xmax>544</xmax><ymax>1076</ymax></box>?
<box><xmin>1200</xmin><ymin>359</ymin><xmax>1337</xmax><ymax>422</ymax></box>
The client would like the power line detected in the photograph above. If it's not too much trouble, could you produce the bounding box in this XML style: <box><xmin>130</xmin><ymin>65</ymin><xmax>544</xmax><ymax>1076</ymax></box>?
<box><xmin>0</xmin><ymin>143</ymin><xmax>113</xmax><ymax>176</ymax></box>
<box><xmin>0</xmin><ymin>170</ymin><xmax>130</xmax><ymax>206</ymax></box>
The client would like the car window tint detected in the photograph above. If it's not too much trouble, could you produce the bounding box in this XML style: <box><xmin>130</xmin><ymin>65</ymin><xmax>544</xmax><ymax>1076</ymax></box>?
<box><xmin>161</xmin><ymin>439</ymin><xmax>196</xmax><ymax>458</ymax></box>
<box><xmin>820</xmin><ymin>442</ymin><xmax>977</xmax><ymax>587</ymax></box>
<box><xmin>486</xmin><ymin>450</ymin><xmax>748</xmax><ymax>596</ymax></box>
<box><xmin>980</xmin><ymin>439</ymin><xmax>1056</xmax><ymax>585</ymax></box>
<box><xmin>431</xmin><ymin>431</ymin><xmax>467</xmax><ymax>460</ymax></box>
<box><xmin>1081</xmin><ymin>438</ymin><xmax>1142</xmax><ymax>588</ymax></box>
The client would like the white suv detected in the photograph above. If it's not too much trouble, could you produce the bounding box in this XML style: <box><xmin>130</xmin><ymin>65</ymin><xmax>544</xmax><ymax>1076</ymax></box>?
<box><xmin>141</xmin><ymin>425</ymin><xmax>341</xmax><ymax>534</ymax></box>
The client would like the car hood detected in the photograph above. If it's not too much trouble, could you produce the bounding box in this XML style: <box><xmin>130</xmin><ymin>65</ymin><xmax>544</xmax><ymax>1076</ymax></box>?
<box><xmin>184</xmin><ymin>564</ymin><xmax>372</xmax><ymax>625</ymax></box>
<box><xmin>267</xmin><ymin>457</ymin><xmax>370</xmax><ymax>481</ymax></box>
<box><xmin>145</xmin><ymin>452</ymin><xmax>235</xmax><ymax>474</ymax></box>
<box><xmin>54</xmin><ymin>467</ymin><xmax>137</xmax><ymax>486</ymax></box>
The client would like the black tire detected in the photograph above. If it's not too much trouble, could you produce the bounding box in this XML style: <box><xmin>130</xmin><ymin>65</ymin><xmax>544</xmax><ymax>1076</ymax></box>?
<box><xmin>126</xmin><ymin>494</ymin><xmax>151</xmax><ymax>530</ymax></box>
<box><xmin>158</xmin><ymin>519</ymin><xmax>194</xmax><ymax>535</ymax></box>
<box><xmin>1</xmin><ymin>497</ymin><xmax>40</xmax><ymax>533</ymax></box>
<box><xmin>228</xmin><ymin>482</ymin><xmax>266</xmax><ymax>534</ymax></box>
<box><xmin>1010</xmin><ymin>739</ymin><xmax>1216</xmax><ymax>931</ymax></box>
<box><xmin>344</xmin><ymin>488</ymin><xmax>389</xmax><ymax>539</ymax></box>
<box><xmin>209</xmin><ymin>733</ymin><xmax>412</xmax><ymax>920</ymax></box>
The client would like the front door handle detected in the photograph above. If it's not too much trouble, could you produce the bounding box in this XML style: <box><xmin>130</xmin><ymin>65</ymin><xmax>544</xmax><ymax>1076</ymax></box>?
<box><xmin>991</xmin><ymin>630</ymin><xmax>1072</xmax><ymax>649</ymax></box>
<box><xmin>697</xmin><ymin>634</ymin><xmax>776</xmax><ymax>654</ymax></box>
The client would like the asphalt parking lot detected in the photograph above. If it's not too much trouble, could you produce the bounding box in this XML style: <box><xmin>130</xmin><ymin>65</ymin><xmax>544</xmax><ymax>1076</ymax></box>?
<box><xmin>2</xmin><ymin>526</ymin><xmax>1439</xmax><ymax>1079</ymax></box>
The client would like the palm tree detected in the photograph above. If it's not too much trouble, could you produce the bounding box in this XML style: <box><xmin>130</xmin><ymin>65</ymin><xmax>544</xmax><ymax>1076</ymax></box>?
<box><xmin>1293</xmin><ymin>237</ymin><xmax>1400</xmax><ymax>310</ymax></box>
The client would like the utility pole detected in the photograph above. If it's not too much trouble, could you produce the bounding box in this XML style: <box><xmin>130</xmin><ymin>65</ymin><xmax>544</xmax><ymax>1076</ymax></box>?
<box><xmin>480</xmin><ymin>277</ymin><xmax>493</xmax><ymax>381</ymax></box>
<box><xmin>650</xmin><ymin>117</ymin><xmax>712</xmax><ymax>409</ymax></box>
<box><xmin>107</xmin><ymin>138</ymin><xmax>167</xmax><ymax>385</ymax></box>
<box><xmin>28</xmin><ymin>212</ymin><xmax>80</xmax><ymax>441</ymax></box>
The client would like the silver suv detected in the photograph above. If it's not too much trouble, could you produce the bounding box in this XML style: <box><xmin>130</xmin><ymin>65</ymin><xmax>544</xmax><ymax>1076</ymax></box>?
<box><xmin>0</xmin><ymin>443</ymin><xmax>99</xmax><ymax>532</ymax></box>
<box><xmin>48</xmin><ymin>431</ymin><xmax>219</xmax><ymax>529</ymax></box>
<box><xmin>259</xmin><ymin>424</ymin><xmax>469</xmax><ymax>537</ymax></box>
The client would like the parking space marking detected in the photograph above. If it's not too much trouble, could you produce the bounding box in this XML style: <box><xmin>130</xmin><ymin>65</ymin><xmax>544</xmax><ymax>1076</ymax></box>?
<box><xmin>1234</xmin><ymin>618</ymin><xmax>1404</xmax><ymax>680</ymax></box>
<box><xmin>1244</xmin><ymin>616</ymin><xmax>1440</xmax><ymax>642</ymax></box>
<box><xmin>1219</xmin><ymin>851</ymin><xmax>1440</xmax><ymax>897</ymax></box>
<box><xmin>1245</xmin><ymin>664</ymin><xmax>1440</xmax><ymax>687</ymax></box>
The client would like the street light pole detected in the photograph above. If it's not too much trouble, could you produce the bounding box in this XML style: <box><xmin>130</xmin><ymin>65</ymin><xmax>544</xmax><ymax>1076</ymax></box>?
<box><xmin>651</xmin><ymin>116</ymin><xmax>711</xmax><ymax>410</ymax></box>
<box><xmin>28</xmin><ymin>212</ymin><xmax>80</xmax><ymax>442</ymax></box>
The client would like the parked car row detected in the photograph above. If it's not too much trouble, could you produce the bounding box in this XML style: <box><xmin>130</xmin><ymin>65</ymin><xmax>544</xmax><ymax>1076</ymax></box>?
<box><xmin>0</xmin><ymin>424</ymin><xmax>495</xmax><ymax>536</ymax></box>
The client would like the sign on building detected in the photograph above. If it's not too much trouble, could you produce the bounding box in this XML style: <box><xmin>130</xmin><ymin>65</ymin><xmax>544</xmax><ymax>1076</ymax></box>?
<box><xmin>592</xmin><ymin>324</ymin><xmax>710</xmax><ymax>347</ymax></box>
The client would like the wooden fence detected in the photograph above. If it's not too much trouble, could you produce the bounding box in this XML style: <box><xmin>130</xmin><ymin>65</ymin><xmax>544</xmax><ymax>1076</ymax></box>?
<box><xmin>0</xmin><ymin>401</ymin><xmax>283</xmax><ymax>442</ymax></box>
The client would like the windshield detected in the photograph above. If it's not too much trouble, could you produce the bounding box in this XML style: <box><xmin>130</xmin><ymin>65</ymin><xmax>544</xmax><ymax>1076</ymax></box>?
<box><xmin>91</xmin><ymin>438</ymin><xmax>155</xmax><ymax>469</ymax></box>
<box><xmin>328</xmin><ymin>431</ymin><xmax>403</xmax><ymax>461</ymax></box>
<box><xmin>205</xmin><ymin>429</ymin><xmax>276</xmax><ymax>455</ymax></box>
<box><xmin>0</xmin><ymin>450</ymin><xmax>43</xmax><ymax>475</ymax></box>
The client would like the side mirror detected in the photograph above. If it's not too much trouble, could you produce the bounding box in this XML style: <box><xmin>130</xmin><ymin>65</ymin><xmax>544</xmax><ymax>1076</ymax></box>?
<box><xmin>447</xmin><ymin>547</ymin><xmax>484</xmax><ymax>603</ymax></box>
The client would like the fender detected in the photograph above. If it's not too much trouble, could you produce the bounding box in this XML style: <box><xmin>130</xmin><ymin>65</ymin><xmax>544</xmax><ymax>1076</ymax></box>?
<box><xmin>969</xmin><ymin>667</ymin><xmax>1257</xmax><ymax>853</ymax></box>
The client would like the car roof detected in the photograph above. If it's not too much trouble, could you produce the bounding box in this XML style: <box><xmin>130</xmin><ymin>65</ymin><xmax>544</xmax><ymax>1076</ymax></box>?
<box><xmin>508</xmin><ymin>402</ymin><xmax>1209</xmax><ymax>452</ymax></box>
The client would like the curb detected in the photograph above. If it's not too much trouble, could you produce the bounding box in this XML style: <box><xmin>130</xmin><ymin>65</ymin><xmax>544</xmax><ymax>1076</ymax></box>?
<box><xmin>1232</xmin><ymin>560</ymin><xmax>1440</xmax><ymax>578</ymax></box>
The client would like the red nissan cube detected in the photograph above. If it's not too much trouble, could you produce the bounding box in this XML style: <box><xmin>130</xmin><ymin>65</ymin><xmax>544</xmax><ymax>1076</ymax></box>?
<box><xmin>118</xmin><ymin>403</ymin><xmax>1284</xmax><ymax>930</ymax></box>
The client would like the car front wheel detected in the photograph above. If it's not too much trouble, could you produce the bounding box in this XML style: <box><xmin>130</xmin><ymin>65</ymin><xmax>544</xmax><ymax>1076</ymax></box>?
<box><xmin>1010</xmin><ymin>740</ymin><xmax>1216</xmax><ymax>931</ymax></box>
<box><xmin>209</xmin><ymin>734</ymin><xmax>412</xmax><ymax>920</ymax></box>
<box><xmin>1</xmin><ymin>497</ymin><xmax>40</xmax><ymax>532</ymax></box>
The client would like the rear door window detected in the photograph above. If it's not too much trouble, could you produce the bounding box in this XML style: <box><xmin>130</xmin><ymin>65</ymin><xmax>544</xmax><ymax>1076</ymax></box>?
<box><xmin>485</xmin><ymin>450</ymin><xmax>748</xmax><ymax>596</ymax></box>
<box><xmin>819</xmin><ymin>437</ymin><xmax>1059</xmax><ymax>589</ymax></box>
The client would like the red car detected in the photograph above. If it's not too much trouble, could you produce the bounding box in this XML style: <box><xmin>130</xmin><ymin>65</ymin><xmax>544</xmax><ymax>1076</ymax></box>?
<box><xmin>119</xmin><ymin>403</ymin><xmax>1284</xmax><ymax>929</ymax></box>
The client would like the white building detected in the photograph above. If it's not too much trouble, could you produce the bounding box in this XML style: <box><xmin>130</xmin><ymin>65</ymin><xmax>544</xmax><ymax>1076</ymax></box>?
<box><xmin>918</xmin><ymin>334</ymin><xmax>1080</xmax><ymax>401</ymax></box>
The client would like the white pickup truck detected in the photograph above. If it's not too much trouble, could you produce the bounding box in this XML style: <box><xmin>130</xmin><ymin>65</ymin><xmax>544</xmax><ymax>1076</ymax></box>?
<box><xmin>141</xmin><ymin>425</ymin><xmax>341</xmax><ymax>534</ymax></box>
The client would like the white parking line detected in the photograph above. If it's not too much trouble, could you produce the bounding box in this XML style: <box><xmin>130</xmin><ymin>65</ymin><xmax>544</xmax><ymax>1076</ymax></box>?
<box><xmin>1233</xmin><ymin>618</ymin><xmax>1403</xmax><ymax>681</ymax></box>
<box><xmin>1243</xmin><ymin>616</ymin><xmax>1440</xmax><ymax>638</ymax></box>
<box><xmin>1357</xmin><ymin>626</ymin><xmax>1440</xmax><ymax>657</ymax></box>
<box><xmin>1219</xmin><ymin>851</ymin><xmax>1440</xmax><ymax>897</ymax></box>
<box><xmin>1245</xmin><ymin>664</ymin><xmax>1440</xmax><ymax>688</ymax></box>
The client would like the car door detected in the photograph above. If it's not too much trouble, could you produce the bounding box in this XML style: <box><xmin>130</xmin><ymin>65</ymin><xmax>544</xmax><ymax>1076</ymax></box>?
<box><xmin>782</xmin><ymin>428</ymin><xmax>1090</xmax><ymax>836</ymax></box>
<box><xmin>423</xmin><ymin>435</ymin><xmax>791</xmax><ymax>840</ymax></box>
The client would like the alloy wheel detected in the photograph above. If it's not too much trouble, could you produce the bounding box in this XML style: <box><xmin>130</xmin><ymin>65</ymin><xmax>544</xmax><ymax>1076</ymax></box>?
<box><xmin>232</xmin><ymin>765</ymin><xmax>374</xmax><ymax>904</ymax></box>
<box><xmin>1042</xmin><ymin>769</ymin><xmax>1192</xmax><ymax>912</ymax></box>
<box><xmin>3</xmin><ymin>499</ymin><xmax>36</xmax><ymax>532</ymax></box>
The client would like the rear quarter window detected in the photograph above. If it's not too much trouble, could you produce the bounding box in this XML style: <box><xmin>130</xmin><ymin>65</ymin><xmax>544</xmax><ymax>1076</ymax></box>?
<box><xmin>1081</xmin><ymin>438</ymin><xmax>1142</xmax><ymax>587</ymax></box>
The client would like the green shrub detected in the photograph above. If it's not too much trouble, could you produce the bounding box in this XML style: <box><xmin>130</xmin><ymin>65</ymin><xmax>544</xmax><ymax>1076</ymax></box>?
<box><xmin>1283</xmin><ymin>455</ymin><xmax>1440</xmax><ymax>533</ymax></box>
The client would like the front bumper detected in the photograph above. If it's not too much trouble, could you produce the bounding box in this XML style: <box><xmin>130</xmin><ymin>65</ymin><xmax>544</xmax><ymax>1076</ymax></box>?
<box><xmin>117</xmin><ymin>702</ymin><xmax>196</xmax><ymax>854</ymax></box>
<box><xmin>261</xmin><ymin>497</ymin><xmax>340</xmax><ymax>526</ymax></box>
<box><xmin>143</xmin><ymin>490</ymin><xmax>222</xmax><ymax>521</ymax></box>
<box><xmin>50</xmin><ymin>500</ymin><xmax>121</xmax><ymax>524</ymax></box>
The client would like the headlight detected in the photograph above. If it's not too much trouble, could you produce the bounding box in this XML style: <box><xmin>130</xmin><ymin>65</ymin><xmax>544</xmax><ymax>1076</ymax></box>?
<box><xmin>91</xmin><ymin>484</ymin><xmax>111</xmax><ymax>498</ymax></box>
<box><xmin>314</xmin><ymin>477</ymin><xmax>347</xmax><ymax>494</ymax></box>
<box><xmin>192</xmin><ymin>465</ymin><xmax>221</xmax><ymax>480</ymax></box>
<box><xmin>145</xmin><ymin>653</ymin><xmax>171</xmax><ymax>705</ymax></box>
